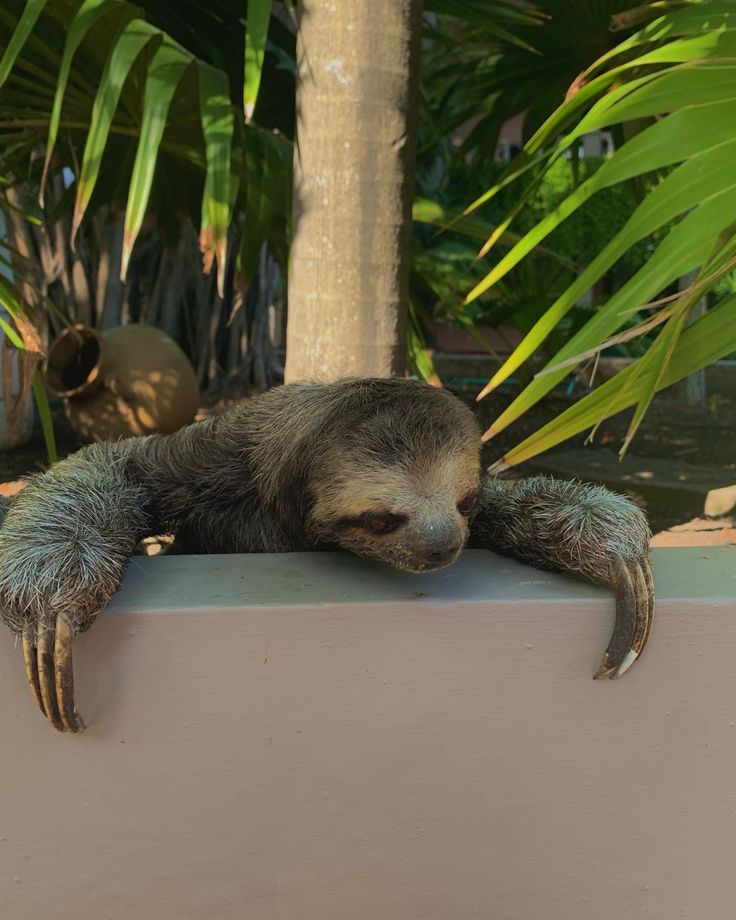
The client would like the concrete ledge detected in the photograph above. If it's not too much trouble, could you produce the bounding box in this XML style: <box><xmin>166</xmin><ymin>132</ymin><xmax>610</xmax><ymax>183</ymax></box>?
<box><xmin>1</xmin><ymin>548</ymin><xmax>735</xmax><ymax>919</ymax></box>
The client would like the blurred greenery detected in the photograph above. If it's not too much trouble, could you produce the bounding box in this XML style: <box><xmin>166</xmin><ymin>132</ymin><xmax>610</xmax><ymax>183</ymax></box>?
<box><xmin>413</xmin><ymin>154</ymin><xmax>664</xmax><ymax>370</ymax></box>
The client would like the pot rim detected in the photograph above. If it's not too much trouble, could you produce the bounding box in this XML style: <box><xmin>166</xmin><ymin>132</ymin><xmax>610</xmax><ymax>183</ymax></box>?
<box><xmin>44</xmin><ymin>324</ymin><xmax>103</xmax><ymax>398</ymax></box>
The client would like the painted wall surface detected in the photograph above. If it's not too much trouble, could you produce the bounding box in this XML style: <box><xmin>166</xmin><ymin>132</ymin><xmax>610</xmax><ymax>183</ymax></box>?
<box><xmin>0</xmin><ymin>548</ymin><xmax>734</xmax><ymax>920</ymax></box>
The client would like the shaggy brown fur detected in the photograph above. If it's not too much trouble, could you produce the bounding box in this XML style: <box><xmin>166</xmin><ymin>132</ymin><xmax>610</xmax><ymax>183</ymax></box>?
<box><xmin>0</xmin><ymin>378</ymin><xmax>653</xmax><ymax>729</ymax></box>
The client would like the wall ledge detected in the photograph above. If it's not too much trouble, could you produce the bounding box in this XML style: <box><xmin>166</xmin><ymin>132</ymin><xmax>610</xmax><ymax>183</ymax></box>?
<box><xmin>107</xmin><ymin>546</ymin><xmax>736</xmax><ymax>613</ymax></box>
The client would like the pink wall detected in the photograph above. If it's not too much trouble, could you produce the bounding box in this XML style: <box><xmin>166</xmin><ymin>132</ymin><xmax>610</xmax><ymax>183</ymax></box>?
<box><xmin>0</xmin><ymin>548</ymin><xmax>733</xmax><ymax>919</ymax></box>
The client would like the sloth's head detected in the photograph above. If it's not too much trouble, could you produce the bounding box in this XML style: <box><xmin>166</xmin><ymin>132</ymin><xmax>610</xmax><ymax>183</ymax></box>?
<box><xmin>304</xmin><ymin>379</ymin><xmax>482</xmax><ymax>573</ymax></box>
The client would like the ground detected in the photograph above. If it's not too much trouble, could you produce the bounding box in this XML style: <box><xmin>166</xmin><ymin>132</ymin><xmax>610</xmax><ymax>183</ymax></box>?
<box><xmin>2</xmin><ymin>387</ymin><xmax>734</xmax><ymax>547</ymax></box>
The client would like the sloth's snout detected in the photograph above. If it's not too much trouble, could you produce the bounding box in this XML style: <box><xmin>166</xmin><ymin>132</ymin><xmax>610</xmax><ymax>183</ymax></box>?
<box><xmin>423</xmin><ymin>542</ymin><xmax>462</xmax><ymax>567</ymax></box>
<box><xmin>413</xmin><ymin>517</ymin><xmax>465</xmax><ymax>569</ymax></box>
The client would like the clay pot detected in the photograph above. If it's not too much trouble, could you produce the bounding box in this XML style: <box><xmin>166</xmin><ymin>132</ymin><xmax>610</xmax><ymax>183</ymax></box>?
<box><xmin>44</xmin><ymin>325</ymin><xmax>199</xmax><ymax>442</ymax></box>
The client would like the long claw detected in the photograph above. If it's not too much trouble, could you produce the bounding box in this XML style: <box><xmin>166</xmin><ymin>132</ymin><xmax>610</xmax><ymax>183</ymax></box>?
<box><xmin>640</xmin><ymin>556</ymin><xmax>656</xmax><ymax>652</ymax></box>
<box><xmin>622</xmin><ymin>558</ymin><xmax>655</xmax><ymax>675</ymax></box>
<box><xmin>593</xmin><ymin>556</ymin><xmax>637</xmax><ymax>680</ymax></box>
<box><xmin>37</xmin><ymin>627</ymin><xmax>65</xmax><ymax>732</ymax></box>
<box><xmin>22</xmin><ymin>627</ymin><xmax>44</xmax><ymax>716</ymax></box>
<box><xmin>594</xmin><ymin>555</ymin><xmax>655</xmax><ymax>680</ymax></box>
<box><xmin>54</xmin><ymin>614</ymin><xmax>85</xmax><ymax>733</ymax></box>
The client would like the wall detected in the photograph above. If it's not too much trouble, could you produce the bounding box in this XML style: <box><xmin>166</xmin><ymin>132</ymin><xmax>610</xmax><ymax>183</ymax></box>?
<box><xmin>0</xmin><ymin>548</ymin><xmax>734</xmax><ymax>919</ymax></box>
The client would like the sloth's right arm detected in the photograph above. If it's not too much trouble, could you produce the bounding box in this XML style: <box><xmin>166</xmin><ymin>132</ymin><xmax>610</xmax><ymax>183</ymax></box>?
<box><xmin>0</xmin><ymin>440</ymin><xmax>154</xmax><ymax>733</ymax></box>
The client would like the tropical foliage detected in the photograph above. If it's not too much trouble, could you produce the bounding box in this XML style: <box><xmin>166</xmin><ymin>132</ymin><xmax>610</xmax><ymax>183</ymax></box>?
<box><xmin>0</xmin><ymin>0</ymin><xmax>541</xmax><ymax>391</ymax></box>
<box><xmin>4</xmin><ymin>0</ymin><xmax>734</xmax><ymax>467</ymax></box>
<box><xmin>0</xmin><ymin>0</ymin><xmax>544</xmax><ymax>402</ymax></box>
<box><xmin>422</xmin><ymin>0</ymin><xmax>645</xmax><ymax>165</ymax></box>
<box><xmin>465</xmin><ymin>0</ymin><xmax>736</xmax><ymax>463</ymax></box>
<box><xmin>1</xmin><ymin>0</ymin><xmax>296</xmax><ymax>287</ymax></box>
<box><xmin>0</xmin><ymin>0</ymin><xmax>294</xmax><ymax>412</ymax></box>
<box><xmin>413</xmin><ymin>0</ymin><xmax>659</xmax><ymax>383</ymax></box>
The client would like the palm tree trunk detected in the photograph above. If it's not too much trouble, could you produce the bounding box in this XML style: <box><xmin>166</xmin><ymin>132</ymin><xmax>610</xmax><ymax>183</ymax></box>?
<box><xmin>284</xmin><ymin>0</ymin><xmax>422</xmax><ymax>382</ymax></box>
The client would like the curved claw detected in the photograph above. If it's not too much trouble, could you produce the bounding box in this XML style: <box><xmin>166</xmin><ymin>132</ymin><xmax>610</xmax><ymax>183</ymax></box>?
<box><xmin>593</xmin><ymin>556</ymin><xmax>655</xmax><ymax>681</ymax></box>
<box><xmin>639</xmin><ymin>556</ymin><xmax>656</xmax><ymax>653</ymax></box>
<box><xmin>55</xmin><ymin>614</ymin><xmax>85</xmax><ymax>733</ymax></box>
<box><xmin>21</xmin><ymin>615</ymin><xmax>85</xmax><ymax>734</ymax></box>
<box><xmin>623</xmin><ymin>556</ymin><xmax>655</xmax><ymax>675</ymax></box>
<box><xmin>22</xmin><ymin>627</ymin><xmax>44</xmax><ymax>715</ymax></box>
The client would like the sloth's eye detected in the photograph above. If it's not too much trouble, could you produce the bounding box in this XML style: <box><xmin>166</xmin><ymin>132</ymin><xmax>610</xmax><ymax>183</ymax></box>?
<box><xmin>363</xmin><ymin>512</ymin><xmax>402</xmax><ymax>534</ymax></box>
<box><xmin>457</xmin><ymin>490</ymin><xmax>480</xmax><ymax>516</ymax></box>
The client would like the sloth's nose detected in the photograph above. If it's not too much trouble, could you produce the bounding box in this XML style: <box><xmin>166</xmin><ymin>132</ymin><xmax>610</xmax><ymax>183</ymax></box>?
<box><xmin>424</xmin><ymin>542</ymin><xmax>462</xmax><ymax>566</ymax></box>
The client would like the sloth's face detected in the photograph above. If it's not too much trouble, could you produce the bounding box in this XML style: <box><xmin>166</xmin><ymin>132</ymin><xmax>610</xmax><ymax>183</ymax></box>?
<box><xmin>309</xmin><ymin>447</ymin><xmax>481</xmax><ymax>573</ymax></box>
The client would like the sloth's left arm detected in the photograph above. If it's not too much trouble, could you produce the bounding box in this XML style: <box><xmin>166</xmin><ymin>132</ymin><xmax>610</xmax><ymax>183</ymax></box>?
<box><xmin>468</xmin><ymin>475</ymin><xmax>654</xmax><ymax>679</ymax></box>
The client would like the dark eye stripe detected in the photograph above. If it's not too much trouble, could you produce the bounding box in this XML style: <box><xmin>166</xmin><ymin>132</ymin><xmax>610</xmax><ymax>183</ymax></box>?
<box><xmin>332</xmin><ymin>511</ymin><xmax>407</xmax><ymax>534</ymax></box>
<box><xmin>362</xmin><ymin>512</ymin><xmax>403</xmax><ymax>534</ymax></box>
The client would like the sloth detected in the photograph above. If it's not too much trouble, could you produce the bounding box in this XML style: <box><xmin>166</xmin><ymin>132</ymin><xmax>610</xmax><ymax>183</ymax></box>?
<box><xmin>0</xmin><ymin>377</ymin><xmax>653</xmax><ymax>733</ymax></box>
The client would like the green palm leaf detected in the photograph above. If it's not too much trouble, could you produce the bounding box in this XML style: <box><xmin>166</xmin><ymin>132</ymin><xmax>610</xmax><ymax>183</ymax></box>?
<box><xmin>40</xmin><ymin>0</ymin><xmax>136</xmax><ymax>205</ymax></box>
<box><xmin>31</xmin><ymin>370</ymin><xmax>57</xmax><ymax>464</ymax></box>
<box><xmin>198</xmin><ymin>62</ymin><xmax>235</xmax><ymax>294</ymax></box>
<box><xmin>477</xmin><ymin>135</ymin><xmax>736</xmax><ymax>399</ymax></box>
<box><xmin>496</xmin><ymin>290</ymin><xmax>736</xmax><ymax>467</ymax></box>
<box><xmin>121</xmin><ymin>40</ymin><xmax>192</xmax><ymax>277</ymax></box>
<box><xmin>71</xmin><ymin>18</ymin><xmax>163</xmax><ymax>242</ymax></box>
<box><xmin>0</xmin><ymin>0</ymin><xmax>46</xmax><ymax>90</ymax></box>
<box><xmin>2</xmin><ymin>1</ymin><xmax>290</xmax><ymax>300</ymax></box>
<box><xmin>243</xmin><ymin>0</ymin><xmax>273</xmax><ymax>123</ymax></box>
<box><xmin>487</xmin><ymin>189</ymin><xmax>736</xmax><ymax>439</ymax></box>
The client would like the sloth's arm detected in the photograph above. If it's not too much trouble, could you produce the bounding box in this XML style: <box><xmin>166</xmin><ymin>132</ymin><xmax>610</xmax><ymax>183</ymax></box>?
<box><xmin>0</xmin><ymin>413</ymin><xmax>246</xmax><ymax>734</ymax></box>
<box><xmin>469</xmin><ymin>475</ymin><xmax>653</xmax><ymax>679</ymax></box>
<box><xmin>0</xmin><ymin>440</ymin><xmax>154</xmax><ymax>733</ymax></box>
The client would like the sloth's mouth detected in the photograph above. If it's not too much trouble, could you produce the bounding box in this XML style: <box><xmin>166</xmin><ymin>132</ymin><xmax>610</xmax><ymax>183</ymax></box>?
<box><xmin>406</xmin><ymin>556</ymin><xmax>461</xmax><ymax>574</ymax></box>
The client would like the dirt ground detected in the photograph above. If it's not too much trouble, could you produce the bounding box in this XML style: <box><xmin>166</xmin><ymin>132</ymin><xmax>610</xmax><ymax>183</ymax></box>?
<box><xmin>2</xmin><ymin>387</ymin><xmax>735</xmax><ymax>547</ymax></box>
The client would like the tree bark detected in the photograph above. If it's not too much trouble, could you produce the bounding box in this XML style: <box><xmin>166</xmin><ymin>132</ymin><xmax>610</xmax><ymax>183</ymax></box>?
<box><xmin>285</xmin><ymin>0</ymin><xmax>422</xmax><ymax>382</ymax></box>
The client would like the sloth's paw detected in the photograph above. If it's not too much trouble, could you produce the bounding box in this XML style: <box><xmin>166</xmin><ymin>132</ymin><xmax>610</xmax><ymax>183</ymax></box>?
<box><xmin>476</xmin><ymin>476</ymin><xmax>654</xmax><ymax>679</ymax></box>
<box><xmin>529</xmin><ymin>478</ymin><xmax>654</xmax><ymax>680</ymax></box>
<box><xmin>0</xmin><ymin>539</ymin><xmax>125</xmax><ymax>734</ymax></box>
<box><xmin>0</xmin><ymin>448</ymin><xmax>147</xmax><ymax>734</ymax></box>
